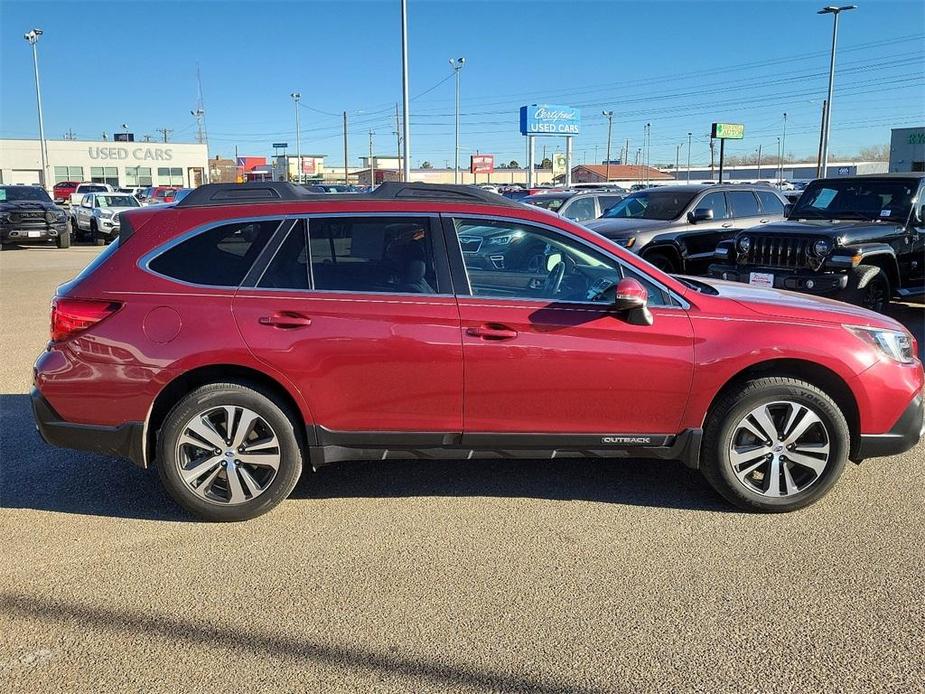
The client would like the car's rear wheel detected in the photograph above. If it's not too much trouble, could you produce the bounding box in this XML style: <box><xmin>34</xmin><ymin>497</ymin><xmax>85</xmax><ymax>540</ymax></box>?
<box><xmin>701</xmin><ymin>377</ymin><xmax>849</xmax><ymax>512</ymax></box>
<box><xmin>156</xmin><ymin>382</ymin><xmax>303</xmax><ymax>521</ymax></box>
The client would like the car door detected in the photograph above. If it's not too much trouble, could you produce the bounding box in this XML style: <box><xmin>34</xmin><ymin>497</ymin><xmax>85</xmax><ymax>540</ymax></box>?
<box><xmin>232</xmin><ymin>214</ymin><xmax>464</xmax><ymax>442</ymax></box>
<box><xmin>727</xmin><ymin>190</ymin><xmax>766</xmax><ymax>230</ymax></box>
<box><xmin>445</xmin><ymin>214</ymin><xmax>694</xmax><ymax>438</ymax></box>
<box><xmin>899</xmin><ymin>180</ymin><xmax>925</xmax><ymax>292</ymax></box>
<box><xmin>681</xmin><ymin>190</ymin><xmax>734</xmax><ymax>272</ymax></box>
<box><xmin>559</xmin><ymin>195</ymin><xmax>597</xmax><ymax>224</ymax></box>
<box><xmin>77</xmin><ymin>195</ymin><xmax>93</xmax><ymax>229</ymax></box>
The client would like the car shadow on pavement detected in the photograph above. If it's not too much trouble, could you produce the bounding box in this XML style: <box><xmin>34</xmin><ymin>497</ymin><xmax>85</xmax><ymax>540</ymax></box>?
<box><xmin>1</xmin><ymin>393</ymin><xmax>728</xmax><ymax>521</ymax></box>
<box><xmin>0</xmin><ymin>592</ymin><xmax>598</xmax><ymax>694</ymax></box>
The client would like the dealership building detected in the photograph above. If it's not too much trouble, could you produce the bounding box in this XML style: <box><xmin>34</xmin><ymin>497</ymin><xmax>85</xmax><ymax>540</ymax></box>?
<box><xmin>0</xmin><ymin>138</ymin><xmax>210</xmax><ymax>188</ymax></box>
<box><xmin>889</xmin><ymin>126</ymin><xmax>925</xmax><ymax>173</ymax></box>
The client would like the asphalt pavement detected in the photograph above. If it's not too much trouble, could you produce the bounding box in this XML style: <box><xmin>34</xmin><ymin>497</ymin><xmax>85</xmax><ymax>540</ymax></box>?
<box><xmin>1</xmin><ymin>244</ymin><xmax>923</xmax><ymax>693</ymax></box>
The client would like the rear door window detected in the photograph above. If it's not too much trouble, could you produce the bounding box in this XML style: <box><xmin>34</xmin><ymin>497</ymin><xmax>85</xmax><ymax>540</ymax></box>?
<box><xmin>697</xmin><ymin>192</ymin><xmax>729</xmax><ymax>220</ymax></box>
<box><xmin>756</xmin><ymin>190</ymin><xmax>785</xmax><ymax>215</ymax></box>
<box><xmin>148</xmin><ymin>219</ymin><xmax>280</xmax><ymax>286</ymax></box>
<box><xmin>728</xmin><ymin>191</ymin><xmax>761</xmax><ymax>218</ymax></box>
<box><xmin>309</xmin><ymin>216</ymin><xmax>439</xmax><ymax>294</ymax></box>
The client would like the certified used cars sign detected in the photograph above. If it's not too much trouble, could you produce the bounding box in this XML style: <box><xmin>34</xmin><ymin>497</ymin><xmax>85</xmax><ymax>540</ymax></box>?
<box><xmin>520</xmin><ymin>104</ymin><xmax>582</xmax><ymax>136</ymax></box>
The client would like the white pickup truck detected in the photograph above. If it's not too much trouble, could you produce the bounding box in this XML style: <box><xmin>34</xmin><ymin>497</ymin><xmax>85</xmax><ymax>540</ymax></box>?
<box><xmin>73</xmin><ymin>191</ymin><xmax>141</xmax><ymax>244</ymax></box>
<box><xmin>67</xmin><ymin>183</ymin><xmax>113</xmax><ymax>225</ymax></box>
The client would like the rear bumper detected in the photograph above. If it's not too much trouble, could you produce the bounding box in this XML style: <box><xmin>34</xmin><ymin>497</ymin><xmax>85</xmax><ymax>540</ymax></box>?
<box><xmin>31</xmin><ymin>388</ymin><xmax>145</xmax><ymax>468</ymax></box>
<box><xmin>854</xmin><ymin>394</ymin><xmax>924</xmax><ymax>461</ymax></box>
<box><xmin>709</xmin><ymin>263</ymin><xmax>848</xmax><ymax>295</ymax></box>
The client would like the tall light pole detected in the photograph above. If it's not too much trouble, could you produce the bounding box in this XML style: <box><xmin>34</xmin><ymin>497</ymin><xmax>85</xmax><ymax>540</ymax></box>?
<box><xmin>817</xmin><ymin>5</ymin><xmax>856</xmax><ymax>178</ymax></box>
<box><xmin>449</xmin><ymin>57</ymin><xmax>465</xmax><ymax>184</ymax></box>
<box><xmin>686</xmin><ymin>132</ymin><xmax>692</xmax><ymax>182</ymax></box>
<box><xmin>291</xmin><ymin>92</ymin><xmax>302</xmax><ymax>183</ymax></box>
<box><xmin>400</xmin><ymin>0</ymin><xmax>411</xmax><ymax>182</ymax></box>
<box><xmin>756</xmin><ymin>144</ymin><xmax>762</xmax><ymax>179</ymax></box>
<box><xmin>602</xmin><ymin>111</ymin><xmax>614</xmax><ymax>182</ymax></box>
<box><xmin>24</xmin><ymin>29</ymin><xmax>49</xmax><ymax>189</ymax></box>
<box><xmin>675</xmin><ymin>143</ymin><xmax>682</xmax><ymax>180</ymax></box>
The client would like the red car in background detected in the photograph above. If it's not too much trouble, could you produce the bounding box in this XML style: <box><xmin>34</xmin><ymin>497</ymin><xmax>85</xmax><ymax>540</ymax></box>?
<box><xmin>144</xmin><ymin>186</ymin><xmax>181</xmax><ymax>205</ymax></box>
<box><xmin>52</xmin><ymin>181</ymin><xmax>80</xmax><ymax>203</ymax></box>
<box><xmin>31</xmin><ymin>182</ymin><xmax>924</xmax><ymax>521</ymax></box>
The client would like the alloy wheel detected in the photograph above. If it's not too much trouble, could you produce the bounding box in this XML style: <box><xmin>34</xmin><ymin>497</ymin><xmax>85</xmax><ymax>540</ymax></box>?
<box><xmin>728</xmin><ymin>400</ymin><xmax>831</xmax><ymax>498</ymax></box>
<box><xmin>175</xmin><ymin>405</ymin><xmax>281</xmax><ymax>505</ymax></box>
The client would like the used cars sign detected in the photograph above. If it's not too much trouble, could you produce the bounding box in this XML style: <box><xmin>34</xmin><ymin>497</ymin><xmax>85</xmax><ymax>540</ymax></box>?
<box><xmin>520</xmin><ymin>104</ymin><xmax>581</xmax><ymax>136</ymax></box>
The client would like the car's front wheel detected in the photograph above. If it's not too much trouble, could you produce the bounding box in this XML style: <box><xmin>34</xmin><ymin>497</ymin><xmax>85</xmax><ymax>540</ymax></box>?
<box><xmin>701</xmin><ymin>377</ymin><xmax>849</xmax><ymax>512</ymax></box>
<box><xmin>156</xmin><ymin>382</ymin><xmax>304</xmax><ymax>521</ymax></box>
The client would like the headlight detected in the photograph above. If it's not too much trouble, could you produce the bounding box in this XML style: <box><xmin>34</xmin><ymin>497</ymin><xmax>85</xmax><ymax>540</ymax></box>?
<box><xmin>846</xmin><ymin>325</ymin><xmax>916</xmax><ymax>364</ymax></box>
<box><xmin>738</xmin><ymin>236</ymin><xmax>751</xmax><ymax>253</ymax></box>
<box><xmin>616</xmin><ymin>236</ymin><xmax>636</xmax><ymax>249</ymax></box>
<box><xmin>813</xmin><ymin>239</ymin><xmax>832</xmax><ymax>256</ymax></box>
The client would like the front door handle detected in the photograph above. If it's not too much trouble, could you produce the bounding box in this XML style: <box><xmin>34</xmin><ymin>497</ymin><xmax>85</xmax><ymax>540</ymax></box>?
<box><xmin>759</xmin><ymin>218</ymin><xmax>770</xmax><ymax>223</ymax></box>
<box><xmin>258</xmin><ymin>311</ymin><xmax>312</xmax><ymax>329</ymax></box>
<box><xmin>467</xmin><ymin>324</ymin><xmax>518</xmax><ymax>340</ymax></box>
<box><xmin>721</xmin><ymin>222</ymin><xmax>733</xmax><ymax>228</ymax></box>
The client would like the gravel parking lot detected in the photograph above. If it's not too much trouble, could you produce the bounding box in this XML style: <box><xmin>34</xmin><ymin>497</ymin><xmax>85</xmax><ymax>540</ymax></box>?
<box><xmin>1</xmin><ymin>244</ymin><xmax>923</xmax><ymax>693</ymax></box>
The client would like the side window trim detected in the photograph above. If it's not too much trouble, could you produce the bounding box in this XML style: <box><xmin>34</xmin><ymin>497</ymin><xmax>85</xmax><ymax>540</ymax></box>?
<box><xmin>139</xmin><ymin>215</ymin><xmax>287</xmax><ymax>290</ymax></box>
<box><xmin>241</xmin><ymin>218</ymin><xmax>298</xmax><ymax>288</ymax></box>
<box><xmin>442</xmin><ymin>213</ymin><xmax>687</xmax><ymax>309</ymax></box>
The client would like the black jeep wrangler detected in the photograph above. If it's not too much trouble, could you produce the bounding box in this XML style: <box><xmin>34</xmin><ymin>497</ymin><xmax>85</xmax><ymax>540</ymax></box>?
<box><xmin>709</xmin><ymin>174</ymin><xmax>925</xmax><ymax>312</ymax></box>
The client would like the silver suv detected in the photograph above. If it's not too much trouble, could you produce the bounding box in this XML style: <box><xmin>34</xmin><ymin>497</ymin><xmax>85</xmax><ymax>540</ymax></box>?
<box><xmin>585</xmin><ymin>184</ymin><xmax>788</xmax><ymax>274</ymax></box>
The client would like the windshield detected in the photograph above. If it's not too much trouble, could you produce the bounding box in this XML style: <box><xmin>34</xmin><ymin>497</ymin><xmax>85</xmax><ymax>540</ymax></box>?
<box><xmin>96</xmin><ymin>195</ymin><xmax>139</xmax><ymax>208</ymax></box>
<box><xmin>0</xmin><ymin>186</ymin><xmax>52</xmax><ymax>203</ymax></box>
<box><xmin>791</xmin><ymin>178</ymin><xmax>916</xmax><ymax>221</ymax></box>
<box><xmin>602</xmin><ymin>189</ymin><xmax>697</xmax><ymax>221</ymax></box>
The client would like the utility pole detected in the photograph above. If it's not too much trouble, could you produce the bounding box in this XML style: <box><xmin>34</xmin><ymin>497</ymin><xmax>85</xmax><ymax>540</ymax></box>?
<box><xmin>756</xmin><ymin>144</ymin><xmax>762</xmax><ymax>179</ymax></box>
<box><xmin>191</xmin><ymin>63</ymin><xmax>208</xmax><ymax>146</ymax></box>
<box><xmin>400</xmin><ymin>0</ymin><xmax>411</xmax><ymax>182</ymax></box>
<box><xmin>343</xmin><ymin>111</ymin><xmax>349</xmax><ymax>185</ymax></box>
<box><xmin>24</xmin><ymin>29</ymin><xmax>49</xmax><ymax>189</ymax></box>
<box><xmin>156</xmin><ymin>127</ymin><xmax>172</xmax><ymax>143</ymax></box>
<box><xmin>624</xmin><ymin>139</ymin><xmax>629</xmax><ymax>166</ymax></box>
<box><xmin>64</xmin><ymin>128</ymin><xmax>77</xmax><ymax>140</ymax></box>
<box><xmin>450</xmin><ymin>57</ymin><xmax>465</xmax><ymax>184</ymax></box>
<box><xmin>686</xmin><ymin>132</ymin><xmax>692</xmax><ymax>182</ymax></box>
<box><xmin>817</xmin><ymin>5</ymin><xmax>855</xmax><ymax>178</ymax></box>
<box><xmin>675</xmin><ymin>143</ymin><xmax>681</xmax><ymax>180</ymax></box>
<box><xmin>816</xmin><ymin>99</ymin><xmax>827</xmax><ymax>177</ymax></box>
<box><xmin>291</xmin><ymin>92</ymin><xmax>302</xmax><ymax>183</ymax></box>
<box><xmin>644</xmin><ymin>123</ymin><xmax>651</xmax><ymax>187</ymax></box>
<box><xmin>777</xmin><ymin>137</ymin><xmax>782</xmax><ymax>184</ymax></box>
<box><xmin>394</xmin><ymin>103</ymin><xmax>402</xmax><ymax>182</ymax></box>
<box><xmin>368</xmin><ymin>130</ymin><xmax>375</xmax><ymax>187</ymax></box>
<box><xmin>780</xmin><ymin>112</ymin><xmax>788</xmax><ymax>183</ymax></box>
<box><xmin>602</xmin><ymin>111</ymin><xmax>614</xmax><ymax>182</ymax></box>
<box><xmin>709</xmin><ymin>137</ymin><xmax>716</xmax><ymax>179</ymax></box>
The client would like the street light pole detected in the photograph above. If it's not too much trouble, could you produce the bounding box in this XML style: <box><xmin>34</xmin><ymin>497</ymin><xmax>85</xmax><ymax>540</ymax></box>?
<box><xmin>817</xmin><ymin>5</ymin><xmax>856</xmax><ymax>178</ymax></box>
<box><xmin>675</xmin><ymin>143</ymin><xmax>681</xmax><ymax>180</ymax></box>
<box><xmin>450</xmin><ymin>57</ymin><xmax>465</xmax><ymax>185</ymax></box>
<box><xmin>780</xmin><ymin>112</ymin><xmax>788</xmax><ymax>184</ymax></box>
<box><xmin>686</xmin><ymin>132</ymin><xmax>692</xmax><ymax>182</ymax></box>
<box><xmin>291</xmin><ymin>92</ymin><xmax>301</xmax><ymax>183</ymax></box>
<box><xmin>400</xmin><ymin>0</ymin><xmax>411</xmax><ymax>182</ymax></box>
<box><xmin>24</xmin><ymin>29</ymin><xmax>49</xmax><ymax>189</ymax></box>
<box><xmin>602</xmin><ymin>111</ymin><xmax>614</xmax><ymax>183</ymax></box>
<box><xmin>756</xmin><ymin>144</ymin><xmax>762</xmax><ymax>179</ymax></box>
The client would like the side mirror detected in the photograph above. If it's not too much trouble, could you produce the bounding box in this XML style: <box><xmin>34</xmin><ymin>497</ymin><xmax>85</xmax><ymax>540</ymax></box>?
<box><xmin>613</xmin><ymin>277</ymin><xmax>654</xmax><ymax>326</ymax></box>
<box><xmin>688</xmin><ymin>208</ymin><xmax>714</xmax><ymax>223</ymax></box>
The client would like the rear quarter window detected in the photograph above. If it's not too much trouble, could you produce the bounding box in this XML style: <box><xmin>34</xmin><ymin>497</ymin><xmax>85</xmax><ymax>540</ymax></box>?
<box><xmin>757</xmin><ymin>190</ymin><xmax>785</xmax><ymax>215</ymax></box>
<box><xmin>148</xmin><ymin>219</ymin><xmax>280</xmax><ymax>286</ymax></box>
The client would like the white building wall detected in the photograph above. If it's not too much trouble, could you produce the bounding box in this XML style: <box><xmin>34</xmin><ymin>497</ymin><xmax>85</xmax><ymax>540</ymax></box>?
<box><xmin>0</xmin><ymin>139</ymin><xmax>209</xmax><ymax>188</ymax></box>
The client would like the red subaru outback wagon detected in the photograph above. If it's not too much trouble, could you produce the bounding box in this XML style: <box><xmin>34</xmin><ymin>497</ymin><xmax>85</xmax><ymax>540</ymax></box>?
<box><xmin>32</xmin><ymin>183</ymin><xmax>923</xmax><ymax>521</ymax></box>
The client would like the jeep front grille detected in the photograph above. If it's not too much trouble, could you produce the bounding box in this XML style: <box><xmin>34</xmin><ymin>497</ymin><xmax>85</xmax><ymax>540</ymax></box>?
<box><xmin>742</xmin><ymin>236</ymin><xmax>813</xmax><ymax>269</ymax></box>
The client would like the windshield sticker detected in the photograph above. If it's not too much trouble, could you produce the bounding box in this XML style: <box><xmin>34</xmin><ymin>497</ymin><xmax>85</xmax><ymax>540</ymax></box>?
<box><xmin>0</xmin><ymin>190</ymin><xmax>5</xmax><ymax>201</ymax></box>
<box><xmin>880</xmin><ymin>209</ymin><xmax>891</xmax><ymax>217</ymax></box>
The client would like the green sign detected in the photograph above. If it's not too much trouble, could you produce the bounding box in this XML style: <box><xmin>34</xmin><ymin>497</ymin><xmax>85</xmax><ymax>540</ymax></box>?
<box><xmin>712</xmin><ymin>122</ymin><xmax>745</xmax><ymax>139</ymax></box>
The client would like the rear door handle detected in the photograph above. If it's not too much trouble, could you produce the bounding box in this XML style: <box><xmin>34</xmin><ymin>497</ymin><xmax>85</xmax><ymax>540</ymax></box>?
<box><xmin>258</xmin><ymin>311</ymin><xmax>312</xmax><ymax>329</ymax></box>
<box><xmin>467</xmin><ymin>324</ymin><xmax>518</xmax><ymax>340</ymax></box>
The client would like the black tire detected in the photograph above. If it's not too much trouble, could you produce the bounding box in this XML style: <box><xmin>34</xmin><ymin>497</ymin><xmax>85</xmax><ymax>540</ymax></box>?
<box><xmin>56</xmin><ymin>229</ymin><xmax>71</xmax><ymax>249</ymax></box>
<box><xmin>90</xmin><ymin>221</ymin><xmax>105</xmax><ymax>246</ymax></box>
<box><xmin>643</xmin><ymin>250</ymin><xmax>678</xmax><ymax>274</ymax></box>
<box><xmin>700</xmin><ymin>377</ymin><xmax>850</xmax><ymax>513</ymax></box>
<box><xmin>842</xmin><ymin>264</ymin><xmax>891</xmax><ymax>313</ymax></box>
<box><xmin>156</xmin><ymin>382</ymin><xmax>304</xmax><ymax>522</ymax></box>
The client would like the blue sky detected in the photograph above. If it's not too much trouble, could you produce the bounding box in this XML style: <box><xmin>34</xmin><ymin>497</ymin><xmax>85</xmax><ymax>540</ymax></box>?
<box><xmin>1</xmin><ymin>0</ymin><xmax>923</xmax><ymax>168</ymax></box>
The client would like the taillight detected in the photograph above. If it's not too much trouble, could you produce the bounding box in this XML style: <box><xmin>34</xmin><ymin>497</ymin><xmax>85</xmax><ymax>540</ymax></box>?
<box><xmin>50</xmin><ymin>297</ymin><xmax>122</xmax><ymax>342</ymax></box>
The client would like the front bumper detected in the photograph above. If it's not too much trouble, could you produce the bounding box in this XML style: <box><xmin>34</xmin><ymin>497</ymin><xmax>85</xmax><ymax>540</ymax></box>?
<box><xmin>1</xmin><ymin>222</ymin><xmax>67</xmax><ymax>244</ymax></box>
<box><xmin>709</xmin><ymin>263</ymin><xmax>848</xmax><ymax>295</ymax></box>
<box><xmin>31</xmin><ymin>388</ymin><xmax>145</xmax><ymax>468</ymax></box>
<box><xmin>854</xmin><ymin>394</ymin><xmax>924</xmax><ymax>461</ymax></box>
